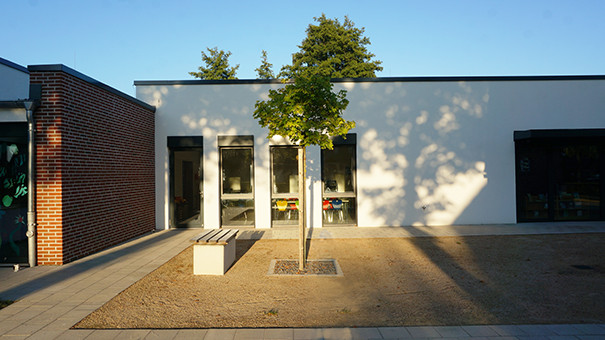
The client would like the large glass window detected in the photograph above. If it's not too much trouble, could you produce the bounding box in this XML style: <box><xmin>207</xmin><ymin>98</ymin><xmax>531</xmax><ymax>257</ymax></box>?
<box><xmin>168</xmin><ymin>137</ymin><xmax>203</xmax><ymax>228</ymax></box>
<box><xmin>553</xmin><ymin>145</ymin><xmax>601</xmax><ymax>220</ymax></box>
<box><xmin>220</xmin><ymin>140</ymin><xmax>254</xmax><ymax>226</ymax></box>
<box><xmin>321</xmin><ymin>135</ymin><xmax>357</xmax><ymax>225</ymax></box>
<box><xmin>271</xmin><ymin>147</ymin><xmax>299</xmax><ymax>226</ymax></box>
<box><xmin>0</xmin><ymin>123</ymin><xmax>28</xmax><ymax>264</ymax></box>
<box><xmin>515</xmin><ymin>130</ymin><xmax>604</xmax><ymax>222</ymax></box>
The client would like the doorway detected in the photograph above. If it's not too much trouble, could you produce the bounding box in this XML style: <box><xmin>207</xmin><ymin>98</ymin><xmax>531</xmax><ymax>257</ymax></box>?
<box><xmin>168</xmin><ymin>137</ymin><xmax>203</xmax><ymax>228</ymax></box>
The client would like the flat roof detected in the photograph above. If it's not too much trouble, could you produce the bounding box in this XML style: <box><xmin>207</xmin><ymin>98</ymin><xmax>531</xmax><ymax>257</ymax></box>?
<box><xmin>134</xmin><ymin>74</ymin><xmax>605</xmax><ymax>87</ymax></box>
<box><xmin>0</xmin><ymin>57</ymin><xmax>28</xmax><ymax>74</ymax></box>
<box><xmin>29</xmin><ymin>64</ymin><xmax>155</xmax><ymax>112</ymax></box>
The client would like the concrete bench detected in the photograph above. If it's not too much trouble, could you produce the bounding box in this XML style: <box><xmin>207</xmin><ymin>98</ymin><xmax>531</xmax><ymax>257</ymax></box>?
<box><xmin>190</xmin><ymin>229</ymin><xmax>239</xmax><ymax>275</ymax></box>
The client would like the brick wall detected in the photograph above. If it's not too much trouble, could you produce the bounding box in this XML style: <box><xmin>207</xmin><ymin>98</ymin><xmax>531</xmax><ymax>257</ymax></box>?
<box><xmin>30</xmin><ymin>66</ymin><xmax>155</xmax><ymax>265</ymax></box>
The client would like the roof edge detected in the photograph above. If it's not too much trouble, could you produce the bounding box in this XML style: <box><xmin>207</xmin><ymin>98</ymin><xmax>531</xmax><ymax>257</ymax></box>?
<box><xmin>0</xmin><ymin>57</ymin><xmax>29</xmax><ymax>74</ymax></box>
<box><xmin>134</xmin><ymin>74</ymin><xmax>605</xmax><ymax>86</ymax></box>
<box><xmin>28</xmin><ymin>64</ymin><xmax>155</xmax><ymax>112</ymax></box>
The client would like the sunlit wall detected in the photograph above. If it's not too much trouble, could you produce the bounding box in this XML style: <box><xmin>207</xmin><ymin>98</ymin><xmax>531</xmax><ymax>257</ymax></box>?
<box><xmin>136</xmin><ymin>77</ymin><xmax>605</xmax><ymax>229</ymax></box>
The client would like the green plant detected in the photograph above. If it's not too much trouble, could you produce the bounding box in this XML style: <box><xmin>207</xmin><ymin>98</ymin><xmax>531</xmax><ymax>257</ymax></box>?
<box><xmin>265</xmin><ymin>308</ymin><xmax>279</xmax><ymax>316</ymax></box>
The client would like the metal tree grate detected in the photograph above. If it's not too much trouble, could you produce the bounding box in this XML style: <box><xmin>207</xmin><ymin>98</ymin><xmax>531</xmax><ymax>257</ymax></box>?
<box><xmin>267</xmin><ymin>259</ymin><xmax>343</xmax><ymax>276</ymax></box>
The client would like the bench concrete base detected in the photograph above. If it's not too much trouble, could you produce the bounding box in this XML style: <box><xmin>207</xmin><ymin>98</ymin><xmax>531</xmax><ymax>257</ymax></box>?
<box><xmin>191</xmin><ymin>229</ymin><xmax>238</xmax><ymax>275</ymax></box>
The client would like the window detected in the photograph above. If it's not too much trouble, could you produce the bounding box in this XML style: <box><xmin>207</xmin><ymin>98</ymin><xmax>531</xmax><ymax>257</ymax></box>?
<box><xmin>219</xmin><ymin>136</ymin><xmax>254</xmax><ymax>226</ymax></box>
<box><xmin>271</xmin><ymin>147</ymin><xmax>299</xmax><ymax>226</ymax></box>
<box><xmin>321</xmin><ymin>134</ymin><xmax>357</xmax><ymax>225</ymax></box>
<box><xmin>0</xmin><ymin>123</ymin><xmax>28</xmax><ymax>263</ymax></box>
<box><xmin>515</xmin><ymin>130</ymin><xmax>605</xmax><ymax>222</ymax></box>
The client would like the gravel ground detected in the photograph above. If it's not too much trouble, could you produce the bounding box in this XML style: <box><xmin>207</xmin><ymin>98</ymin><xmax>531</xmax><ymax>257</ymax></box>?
<box><xmin>74</xmin><ymin>234</ymin><xmax>605</xmax><ymax>329</ymax></box>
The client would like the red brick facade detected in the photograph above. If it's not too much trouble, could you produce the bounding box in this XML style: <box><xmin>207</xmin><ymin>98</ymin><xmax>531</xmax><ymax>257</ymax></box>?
<box><xmin>29</xmin><ymin>66</ymin><xmax>155</xmax><ymax>265</ymax></box>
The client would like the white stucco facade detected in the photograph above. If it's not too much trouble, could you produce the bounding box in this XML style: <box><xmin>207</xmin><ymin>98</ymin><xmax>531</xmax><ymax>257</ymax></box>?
<box><xmin>135</xmin><ymin>77</ymin><xmax>605</xmax><ymax>230</ymax></box>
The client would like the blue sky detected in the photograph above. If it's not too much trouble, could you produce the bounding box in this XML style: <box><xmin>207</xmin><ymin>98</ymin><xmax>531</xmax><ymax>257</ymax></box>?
<box><xmin>2</xmin><ymin>0</ymin><xmax>604</xmax><ymax>96</ymax></box>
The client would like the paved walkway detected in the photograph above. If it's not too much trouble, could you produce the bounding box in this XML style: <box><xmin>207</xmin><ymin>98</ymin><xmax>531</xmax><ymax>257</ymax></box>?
<box><xmin>1</xmin><ymin>222</ymin><xmax>605</xmax><ymax>339</ymax></box>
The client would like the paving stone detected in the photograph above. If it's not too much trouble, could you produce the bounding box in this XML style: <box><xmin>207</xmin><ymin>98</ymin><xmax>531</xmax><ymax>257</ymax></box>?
<box><xmin>490</xmin><ymin>325</ymin><xmax>528</xmax><ymax>336</ymax></box>
<box><xmin>573</xmin><ymin>324</ymin><xmax>605</xmax><ymax>335</ymax></box>
<box><xmin>264</xmin><ymin>328</ymin><xmax>294</xmax><ymax>339</ymax></box>
<box><xmin>204</xmin><ymin>328</ymin><xmax>236</xmax><ymax>340</ymax></box>
<box><xmin>293</xmin><ymin>328</ymin><xmax>324</xmax><ymax>339</ymax></box>
<box><xmin>83</xmin><ymin>329</ymin><xmax>124</xmax><ymax>340</ymax></box>
<box><xmin>143</xmin><ymin>329</ymin><xmax>179</xmax><ymax>340</ymax></box>
<box><xmin>461</xmin><ymin>325</ymin><xmax>499</xmax><ymax>337</ymax></box>
<box><xmin>516</xmin><ymin>325</ymin><xmax>557</xmax><ymax>336</ymax></box>
<box><xmin>172</xmin><ymin>329</ymin><xmax>208</xmax><ymax>339</ymax></box>
<box><xmin>349</xmin><ymin>327</ymin><xmax>382</xmax><ymax>339</ymax></box>
<box><xmin>234</xmin><ymin>328</ymin><xmax>265</xmax><ymax>339</ymax></box>
<box><xmin>434</xmin><ymin>326</ymin><xmax>469</xmax><ymax>337</ymax></box>
<box><xmin>407</xmin><ymin>326</ymin><xmax>441</xmax><ymax>338</ymax></box>
<box><xmin>378</xmin><ymin>327</ymin><xmax>413</xmax><ymax>338</ymax></box>
<box><xmin>546</xmin><ymin>324</ymin><xmax>586</xmax><ymax>336</ymax></box>
<box><xmin>56</xmin><ymin>329</ymin><xmax>94</xmax><ymax>340</ymax></box>
<box><xmin>25</xmin><ymin>329</ymin><xmax>65</xmax><ymax>340</ymax></box>
<box><xmin>320</xmin><ymin>327</ymin><xmax>354</xmax><ymax>339</ymax></box>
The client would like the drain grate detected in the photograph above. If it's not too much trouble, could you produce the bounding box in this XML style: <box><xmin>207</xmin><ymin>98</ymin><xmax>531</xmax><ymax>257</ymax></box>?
<box><xmin>267</xmin><ymin>259</ymin><xmax>343</xmax><ymax>276</ymax></box>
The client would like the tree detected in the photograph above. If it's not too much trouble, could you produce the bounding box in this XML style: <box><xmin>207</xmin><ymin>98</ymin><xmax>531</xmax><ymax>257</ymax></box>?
<box><xmin>255</xmin><ymin>14</ymin><xmax>378</xmax><ymax>269</ymax></box>
<box><xmin>189</xmin><ymin>47</ymin><xmax>239</xmax><ymax>80</ymax></box>
<box><xmin>254</xmin><ymin>72</ymin><xmax>354</xmax><ymax>270</ymax></box>
<box><xmin>280</xmin><ymin>14</ymin><xmax>383</xmax><ymax>79</ymax></box>
<box><xmin>255</xmin><ymin>50</ymin><xmax>275</xmax><ymax>79</ymax></box>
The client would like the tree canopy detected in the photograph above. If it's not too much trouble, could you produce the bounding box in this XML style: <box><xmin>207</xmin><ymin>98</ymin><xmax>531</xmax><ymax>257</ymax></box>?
<box><xmin>253</xmin><ymin>72</ymin><xmax>353</xmax><ymax>150</ymax></box>
<box><xmin>255</xmin><ymin>50</ymin><xmax>275</xmax><ymax>79</ymax></box>
<box><xmin>189</xmin><ymin>47</ymin><xmax>239</xmax><ymax>80</ymax></box>
<box><xmin>280</xmin><ymin>14</ymin><xmax>383</xmax><ymax>79</ymax></box>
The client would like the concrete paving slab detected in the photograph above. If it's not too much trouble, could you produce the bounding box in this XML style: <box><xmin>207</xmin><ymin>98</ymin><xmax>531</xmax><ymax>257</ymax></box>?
<box><xmin>407</xmin><ymin>326</ymin><xmax>441</xmax><ymax>338</ymax></box>
<box><xmin>490</xmin><ymin>325</ymin><xmax>530</xmax><ymax>336</ymax></box>
<box><xmin>461</xmin><ymin>325</ymin><xmax>500</xmax><ymax>337</ymax></box>
<box><xmin>349</xmin><ymin>327</ymin><xmax>382</xmax><ymax>339</ymax></box>
<box><xmin>204</xmin><ymin>328</ymin><xmax>236</xmax><ymax>340</ymax></box>
<box><xmin>264</xmin><ymin>328</ymin><xmax>294</xmax><ymax>339</ymax></box>
<box><xmin>171</xmin><ymin>329</ymin><xmax>208</xmax><ymax>339</ymax></box>
<box><xmin>434</xmin><ymin>326</ymin><xmax>469</xmax><ymax>337</ymax></box>
<box><xmin>573</xmin><ymin>324</ymin><xmax>605</xmax><ymax>335</ymax></box>
<box><xmin>83</xmin><ymin>329</ymin><xmax>124</xmax><ymax>340</ymax></box>
<box><xmin>234</xmin><ymin>328</ymin><xmax>266</xmax><ymax>339</ymax></box>
<box><xmin>143</xmin><ymin>329</ymin><xmax>179</xmax><ymax>340</ymax></box>
<box><xmin>378</xmin><ymin>327</ymin><xmax>413</xmax><ymax>338</ymax></box>
<box><xmin>319</xmin><ymin>327</ymin><xmax>354</xmax><ymax>339</ymax></box>
<box><xmin>516</xmin><ymin>324</ymin><xmax>557</xmax><ymax>336</ymax></box>
<box><xmin>24</xmin><ymin>329</ymin><xmax>65</xmax><ymax>340</ymax></box>
<box><xmin>293</xmin><ymin>327</ymin><xmax>324</xmax><ymax>339</ymax></box>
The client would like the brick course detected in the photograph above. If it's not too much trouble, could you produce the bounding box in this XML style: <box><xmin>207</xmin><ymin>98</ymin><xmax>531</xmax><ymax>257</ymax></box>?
<box><xmin>30</xmin><ymin>67</ymin><xmax>155</xmax><ymax>265</ymax></box>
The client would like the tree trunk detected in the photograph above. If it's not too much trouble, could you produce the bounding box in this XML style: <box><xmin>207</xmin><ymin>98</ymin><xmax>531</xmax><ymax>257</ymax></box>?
<box><xmin>298</xmin><ymin>146</ymin><xmax>307</xmax><ymax>270</ymax></box>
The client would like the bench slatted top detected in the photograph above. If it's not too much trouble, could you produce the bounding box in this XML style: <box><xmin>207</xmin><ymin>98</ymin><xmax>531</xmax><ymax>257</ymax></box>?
<box><xmin>191</xmin><ymin>229</ymin><xmax>238</xmax><ymax>245</ymax></box>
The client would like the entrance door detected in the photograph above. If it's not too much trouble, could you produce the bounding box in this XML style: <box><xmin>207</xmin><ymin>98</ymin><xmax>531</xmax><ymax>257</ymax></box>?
<box><xmin>168</xmin><ymin>137</ymin><xmax>203</xmax><ymax>228</ymax></box>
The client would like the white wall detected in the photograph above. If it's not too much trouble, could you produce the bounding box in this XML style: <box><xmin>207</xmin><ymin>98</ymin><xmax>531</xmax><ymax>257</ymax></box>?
<box><xmin>137</xmin><ymin>78</ymin><xmax>605</xmax><ymax>229</ymax></box>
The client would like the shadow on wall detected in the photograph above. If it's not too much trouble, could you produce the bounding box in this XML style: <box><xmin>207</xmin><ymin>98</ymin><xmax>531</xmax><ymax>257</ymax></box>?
<box><xmin>343</xmin><ymin>81</ymin><xmax>496</xmax><ymax>226</ymax></box>
<box><xmin>142</xmin><ymin>81</ymin><xmax>509</xmax><ymax>227</ymax></box>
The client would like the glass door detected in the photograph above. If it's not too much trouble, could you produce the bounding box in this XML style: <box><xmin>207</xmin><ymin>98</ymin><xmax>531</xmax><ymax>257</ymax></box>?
<box><xmin>169</xmin><ymin>137</ymin><xmax>203</xmax><ymax>228</ymax></box>
<box><xmin>271</xmin><ymin>147</ymin><xmax>299</xmax><ymax>227</ymax></box>
<box><xmin>321</xmin><ymin>135</ymin><xmax>357</xmax><ymax>226</ymax></box>
<box><xmin>220</xmin><ymin>146</ymin><xmax>255</xmax><ymax>226</ymax></box>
